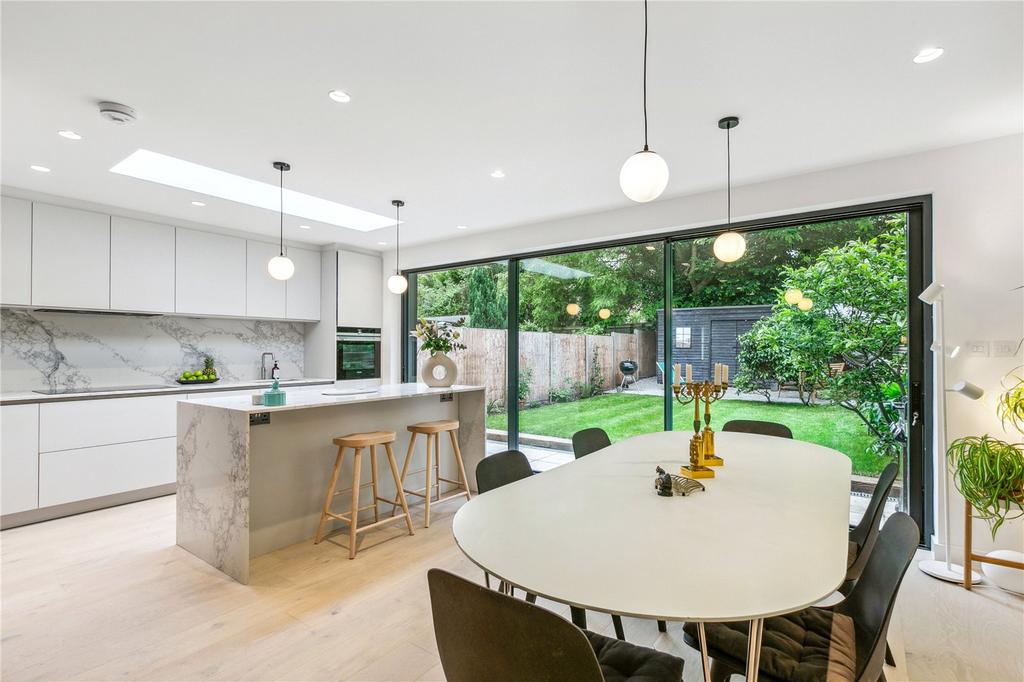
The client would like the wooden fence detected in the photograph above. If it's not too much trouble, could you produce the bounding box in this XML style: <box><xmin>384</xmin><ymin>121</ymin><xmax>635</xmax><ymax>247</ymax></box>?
<box><xmin>416</xmin><ymin>328</ymin><xmax>656</xmax><ymax>410</ymax></box>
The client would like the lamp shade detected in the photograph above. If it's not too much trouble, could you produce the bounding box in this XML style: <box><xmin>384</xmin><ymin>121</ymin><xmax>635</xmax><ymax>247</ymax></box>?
<box><xmin>619</xmin><ymin>150</ymin><xmax>669</xmax><ymax>203</ymax></box>
<box><xmin>267</xmin><ymin>255</ymin><xmax>295</xmax><ymax>281</ymax></box>
<box><xmin>387</xmin><ymin>274</ymin><xmax>408</xmax><ymax>295</ymax></box>
<box><xmin>784</xmin><ymin>288</ymin><xmax>803</xmax><ymax>305</ymax></box>
<box><xmin>713</xmin><ymin>231</ymin><xmax>746</xmax><ymax>263</ymax></box>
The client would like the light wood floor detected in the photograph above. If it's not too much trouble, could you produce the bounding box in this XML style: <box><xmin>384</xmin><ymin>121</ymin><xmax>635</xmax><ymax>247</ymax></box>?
<box><xmin>1</xmin><ymin>495</ymin><xmax>1021</xmax><ymax>681</ymax></box>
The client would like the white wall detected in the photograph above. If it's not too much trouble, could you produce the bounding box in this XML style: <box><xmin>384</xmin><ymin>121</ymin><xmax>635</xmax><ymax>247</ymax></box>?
<box><xmin>391</xmin><ymin>133</ymin><xmax>1024</xmax><ymax>555</ymax></box>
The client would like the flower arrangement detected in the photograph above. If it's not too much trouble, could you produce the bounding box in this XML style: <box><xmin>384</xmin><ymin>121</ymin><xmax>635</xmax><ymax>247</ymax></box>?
<box><xmin>415</xmin><ymin>317</ymin><xmax>467</xmax><ymax>356</ymax></box>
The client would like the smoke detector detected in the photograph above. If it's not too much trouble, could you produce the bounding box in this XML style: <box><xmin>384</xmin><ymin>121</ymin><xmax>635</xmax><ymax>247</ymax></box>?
<box><xmin>98</xmin><ymin>101</ymin><xmax>137</xmax><ymax>125</ymax></box>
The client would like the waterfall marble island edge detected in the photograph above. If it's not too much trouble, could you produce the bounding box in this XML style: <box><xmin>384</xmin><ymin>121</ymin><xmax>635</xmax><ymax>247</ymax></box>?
<box><xmin>175</xmin><ymin>384</ymin><xmax>486</xmax><ymax>583</ymax></box>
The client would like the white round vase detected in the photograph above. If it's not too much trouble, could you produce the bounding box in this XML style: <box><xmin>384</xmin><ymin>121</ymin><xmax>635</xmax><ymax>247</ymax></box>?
<box><xmin>981</xmin><ymin>550</ymin><xmax>1024</xmax><ymax>595</ymax></box>
<box><xmin>421</xmin><ymin>353</ymin><xmax>457</xmax><ymax>388</ymax></box>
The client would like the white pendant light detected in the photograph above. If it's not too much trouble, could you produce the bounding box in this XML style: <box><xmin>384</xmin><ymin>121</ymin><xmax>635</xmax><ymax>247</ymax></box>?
<box><xmin>713</xmin><ymin>117</ymin><xmax>747</xmax><ymax>263</ymax></box>
<box><xmin>267</xmin><ymin>161</ymin><xmax>295</xmax><ymax>281</ymax></box>
<box><xmin>619</xmin><ymin>0</ymin><xmax>668</xmax><ymax>203</ymax></box>
<box><xmin>387</xmin><ymin>199</ymin><xmax>409</xmax><ymax>295</ymax></box>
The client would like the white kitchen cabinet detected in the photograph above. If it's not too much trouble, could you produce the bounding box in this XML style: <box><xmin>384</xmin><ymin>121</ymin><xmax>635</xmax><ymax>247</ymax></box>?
<box><xmin>1</xmin><ymin>196</ymin><xmax>32</xmax><ymax>305</ymax></box>
<box><xmin>31</xmin><ymin>203</ymin><xmax>110</xmax><ymax>309</ymax></box>
<box><xmin>286</xmin><ymin>246</ymin><xmax>322</xmax><ymax>321</ymax></box>
<box><xmin>39</xmin><ymin>395</ymin><xmax>178</xmax><ymax>452</ymax></box>
<box><xmin>245</xmin><ymin>240</ymin><xmax>286</xmax><ymax>319</ymax></box>
<box><xmin>1</xmin><ymin>404</ymin><xmax>39</xmax><ymax>515</ymax></box>
<box><xmin>337</xmin><ymin>249</ymin><xmax>382</xmax><ymax>328</ymax></box>
<box><xmin>39</xmin><ymin>437</ymin><xmax>176</xmax><ymax>507</ymax></box>
<box><xmin>110</xmin><ymin>217</ymin><xmax>175</xmax><ymax>312</ymax></box>
<box><xmin>175</xmin><ymin>228</ymin><xmax>246</xmax><ymax>317</ymax></box>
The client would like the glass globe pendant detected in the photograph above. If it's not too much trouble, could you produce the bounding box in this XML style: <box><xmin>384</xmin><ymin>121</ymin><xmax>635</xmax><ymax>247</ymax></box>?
<box><xmin>267</xmin><ymin>161</ymin><xmax>295</xmax><ymax>281</ymax></box>
<box><xmin>387</xmin><ymin>199</ymin><xmax>408</xmax><ymax>295</ymax></box>
<box><xmin>784</xmin><ymin>288</ymin><xmax>803</xmax><ymax>305</ymax></box>
<box><xmin>620</xmin><ymin>1</ymin><xmax>668</xmax><ymax>203</ymax></box>
<box><xmin>713</xmin><ymin>231</ymin><xmax>746</xmax><ymax>263</ymax></box>
<box><xmin>712</xmin><ymin>117</ymin><xmax>747</xmax><ymax>264</ymax></box>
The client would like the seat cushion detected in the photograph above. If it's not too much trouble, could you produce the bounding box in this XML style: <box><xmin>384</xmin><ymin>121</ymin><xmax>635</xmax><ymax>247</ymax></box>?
<box><xmin>584</xmin><ymin>630</ymin><xmax>684</xmax><ymax>682</ymax></box>
<box><xmin>682</xmin><ymin>607</ymin><xmax>857</xmax><ymax>682</ymax></box>
<box><xmin>847</xmin><ymin>540</ymin><xmax>858</xmax><ymax>568</ymax></box>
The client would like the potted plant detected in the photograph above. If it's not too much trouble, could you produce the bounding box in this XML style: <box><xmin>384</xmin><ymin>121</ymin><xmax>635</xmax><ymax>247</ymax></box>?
<box><xmin>415</xmin><ymin>318</ymin><xmax>466</xmax><ymax>387</ymax></box>
<box><xmin>948</xmin><ymin>371</ymin><xmax>1024</xmax><ymax>539</ymax></box>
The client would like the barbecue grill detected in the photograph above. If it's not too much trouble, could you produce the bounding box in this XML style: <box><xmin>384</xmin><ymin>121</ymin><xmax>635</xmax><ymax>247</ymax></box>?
<box><xmin>617</xmin><ymin>360</ymin><xmax>638</xmax><ymax>392</ymax></box>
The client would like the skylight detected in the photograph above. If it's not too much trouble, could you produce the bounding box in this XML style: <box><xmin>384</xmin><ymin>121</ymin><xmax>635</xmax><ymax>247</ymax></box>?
<box><xmin>110</xmin><ymin>149</ymin><xmax>397</xmax><ymax>232</ymax></box>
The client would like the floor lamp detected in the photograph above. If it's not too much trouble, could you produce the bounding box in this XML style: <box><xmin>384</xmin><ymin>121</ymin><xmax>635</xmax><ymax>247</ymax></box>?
<box><xmin>917</xmin><ymin>282</ymin><xmax>984</xmax><ymax>583</ymax></box>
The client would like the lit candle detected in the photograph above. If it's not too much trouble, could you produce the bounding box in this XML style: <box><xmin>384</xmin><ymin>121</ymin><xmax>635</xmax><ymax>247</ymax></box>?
<box><xmin>685</xmin><ymin>364</ymin><xmax>693</xmax><ymax>383</ymax></box>
<box><xmin>673</xmin><ymin>363</ymin><xmax>681</xmax><ymax>385</ymax></box>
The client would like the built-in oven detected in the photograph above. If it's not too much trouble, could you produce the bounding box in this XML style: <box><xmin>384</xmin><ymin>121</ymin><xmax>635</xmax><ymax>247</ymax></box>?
<box><xmin>336</xmin><ymin>327</ymin><xmax>382</xmax><ymax>381</ymax></box>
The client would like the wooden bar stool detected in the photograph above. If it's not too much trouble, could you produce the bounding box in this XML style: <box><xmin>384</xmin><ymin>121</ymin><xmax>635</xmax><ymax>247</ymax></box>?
<box><xmin>315</xmin><ymin>430</ymin><xmax>414</xmax><ymax>559</ymax></box>
<box><xmin>395</xmin><ymin>419</ymin><xmax>471</xmax><ymax>527</ymax></box>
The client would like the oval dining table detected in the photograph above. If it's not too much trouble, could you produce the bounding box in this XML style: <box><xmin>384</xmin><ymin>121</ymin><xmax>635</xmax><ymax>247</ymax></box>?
<box><xmin>452</xmin><ymin>430</ymin><xmax>852</xmax><ymax>682</ymax></box>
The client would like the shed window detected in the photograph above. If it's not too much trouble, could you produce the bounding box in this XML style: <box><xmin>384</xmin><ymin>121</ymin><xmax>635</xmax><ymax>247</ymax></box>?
<box><xmin>675</xmin><ymin>327</ymin><xmax>692</xmax><ymax>349</ymax></box>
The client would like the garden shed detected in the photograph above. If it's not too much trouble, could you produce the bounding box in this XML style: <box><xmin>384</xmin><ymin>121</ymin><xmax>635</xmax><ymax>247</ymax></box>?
<box><xmin>655</xmin><ymin>304</ymin><xmax>773</xmax><ymax>383</ymax></box>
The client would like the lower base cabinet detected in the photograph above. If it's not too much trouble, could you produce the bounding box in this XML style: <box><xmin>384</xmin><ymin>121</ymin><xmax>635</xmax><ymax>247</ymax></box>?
<box><xmin>38</xmin><ymin>437</ymin><xmax>176</xmax><ymax>507</ymax></box>
<box><xmin>1</xmin><ymin>404</ymin><xmax>40</xmax><ymax>515</ymax></box>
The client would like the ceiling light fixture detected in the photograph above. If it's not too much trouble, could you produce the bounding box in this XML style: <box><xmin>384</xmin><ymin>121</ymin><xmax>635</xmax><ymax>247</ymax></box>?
<box><xmin>267</xmin><ymin>161</ymin><xmax>295</xmax><ymax>281</ymax></box>
<box><xmin>490</xmin><ymin>169</ymin><xmax>506</xmax><ymax>179</ymax></box>
<box><xmin>619</xmin><ymin>0</ymin><xmax>669</xmax><ymax>203</ymax></box>
<box><xmin>110</xmin><ymin>150</ymin><xmax>395</xmax><ymax>231</ymax></box>
<box><xmin>387</xmin><ymin>200</ymin><xmax>408</xmax><ymax>295</ymax></box>
<box><xmin>57</xmin><ymin>130</ymin><xmax>82</xmax><ymax>140</ymax></box>
<box><xmin>712</xmin><ymin>116</ymin><xmax>747</xmax><ymax>263</ymax></box>
<box><xmin>913</xmin><ymin>47</ymin><xmax>944</xmax><ymax>64</ymax></box>
<box><xmin>456</xmin><ymin>225</ymin><xmax>468</xmax><ymax>230</ymax></box>
<box><xmin>30</xmin><ymin>165</ymin><xmax>51</xmax><ymax>173</ymax></box>
<box><xmin>377</xmin><ymin>241</ymin><xmax>388</xmax><ymax>246</ymax></box>
<box><xmin>191</xmin><ymin>200</ymin><xmax>206</xmax><ymax>206</ymax></box>
<box><xmin>328</xmin><ymin>89</ymin><xmax>352</xmax><ymax>103</ymax></box>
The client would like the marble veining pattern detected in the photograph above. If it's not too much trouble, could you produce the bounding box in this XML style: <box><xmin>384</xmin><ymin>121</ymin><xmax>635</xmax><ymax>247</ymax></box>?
<box><xmin>0</xmin><ymin>309</ymin><xmax>304</xmax><ymax>392</ymax></box>
<box><xmin>176</xmin><ymin>402</ymin><xmax>251</xmax><ymax>583</ymax></box>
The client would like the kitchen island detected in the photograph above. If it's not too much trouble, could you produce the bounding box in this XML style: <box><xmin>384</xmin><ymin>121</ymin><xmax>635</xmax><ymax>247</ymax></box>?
<box><xmin>176</xmin><ymin>383</ymin><xmax>485</xmax><ymax>583</ymax></box>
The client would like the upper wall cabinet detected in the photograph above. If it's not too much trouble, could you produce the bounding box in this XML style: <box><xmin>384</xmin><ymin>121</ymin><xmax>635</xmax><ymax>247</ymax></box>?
<box><xmin>245</xmin><ymin>240</ymin><xmax>286</xmax><ymax>319</ymax></box>
<box><xmin>110</xmin><ymin>217</ymin><xmax>175</xmax><ymax>313</ymax></box>
<box><xmin>1</xmin><ymin>196</ymin><xmax>32</xmax><ymax>305</ymax></box>
<box><xmin>31</xmin><ymin>203</ymin><xmax>110</xmax><ymax>310</ymax></box>
<box><xmin>337</xmin><ymin>249</ymin><xmax>382</xmax><ymax>328</ymax></box>
<box><xmin>286</xmin><ymin>247</ymin><xmax>322</xmax><ymax>321</ymax></box>
<box><xmin>175</xmin><ymin>228</ymin><xmax>246</xmax><ymax>317</ymax></box>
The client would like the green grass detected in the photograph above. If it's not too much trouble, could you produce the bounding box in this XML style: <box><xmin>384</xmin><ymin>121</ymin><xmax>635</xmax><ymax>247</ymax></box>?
<box><xmin>486</xmin><ymin>394</ymin><xmax>884</xmax><ymax>476</ymax></box>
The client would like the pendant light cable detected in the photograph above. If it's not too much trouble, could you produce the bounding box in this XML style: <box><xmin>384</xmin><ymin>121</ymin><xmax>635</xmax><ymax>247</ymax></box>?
<box><xmin>726</xmin><ymin>124</ymin><xmax>731</xmax><ymax>225</ymax></box>
<box><xmin>642</xmin><ymin>0</ymin><xmax>649</xmax><ymax>151</ymax></box>
<box><xmin>392</xmin><ymin>199</ymin><xmax>405</xmax><ymax>274</ymax></box>
<box><xmin>278</xmin><ymin>165</ymin><xmax>284</xmax><ymax>256</ymax></box>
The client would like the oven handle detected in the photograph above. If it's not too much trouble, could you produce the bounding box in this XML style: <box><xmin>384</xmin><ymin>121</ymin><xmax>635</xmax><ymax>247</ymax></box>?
<box><xmin>337</xmin><ymin>335</ymin><xmax>381</xmax><ymax>342</ymax></box>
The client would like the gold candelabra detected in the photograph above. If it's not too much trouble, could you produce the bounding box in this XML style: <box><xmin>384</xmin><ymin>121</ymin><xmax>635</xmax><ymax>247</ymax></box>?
<box><xmin>672</xmin><ymin>363</ymin><xmax>729</xmax><ymax>479</ymax></box>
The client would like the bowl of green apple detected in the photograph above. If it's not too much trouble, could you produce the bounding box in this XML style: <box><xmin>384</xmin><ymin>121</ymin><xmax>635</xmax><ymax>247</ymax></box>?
<box><xmin>176</xmin><ymin>357</ymin><xmax>220</xmax><ymax>384</ymax></box>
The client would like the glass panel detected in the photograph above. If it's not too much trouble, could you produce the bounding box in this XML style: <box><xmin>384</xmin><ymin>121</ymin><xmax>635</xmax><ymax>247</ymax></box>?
<box><xmin>413</xmin><ymin>262</ymin><xmax>509</xmax><ymax>451</ymax></box>
<box><xmin>669</xmin><ymin>215</ymin><xmax>909</xmax><ymax>524</ymax></box>
<box><xmin>513</xmin><ymin>242</ymin><xmax>664</xmax><ymax>471</ymax></box>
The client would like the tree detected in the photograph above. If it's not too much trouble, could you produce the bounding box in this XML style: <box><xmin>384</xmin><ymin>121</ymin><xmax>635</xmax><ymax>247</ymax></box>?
<box><xmin>467</xmin><ymin>265</ymin><xmax>507</xmax><ymax>329</ymax></box>
<box><xmin>734</xmin><ymin>228</ymin><xmax>909</xmax><ymax>458</ymax></box>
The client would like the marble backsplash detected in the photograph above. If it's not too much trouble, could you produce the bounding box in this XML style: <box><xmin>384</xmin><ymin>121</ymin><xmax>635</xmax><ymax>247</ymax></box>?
<box><xmin>0</xmin><ymin>309</ymin><xmax>306</xmax><ymax>392</ymax></box>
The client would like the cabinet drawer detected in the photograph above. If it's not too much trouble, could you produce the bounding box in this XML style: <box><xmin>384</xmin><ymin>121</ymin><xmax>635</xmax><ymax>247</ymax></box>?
<box><xmin>39</xmin><ymin>395</ymin><xmax>178</xmax><ymax>452</ymax></box>
<box><xmin>39</xmin><ymin>437</ymin><xmax>176</xmax><ymax>507</ymax></box>
<box><xmin>1</xmin><ymin>404</ymin><xmax>39</xmax><ymax>514</ymax></box>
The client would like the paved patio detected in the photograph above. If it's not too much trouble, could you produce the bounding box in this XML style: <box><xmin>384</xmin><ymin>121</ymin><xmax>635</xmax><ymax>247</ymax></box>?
<box><xmin>608</xmin><ymin>375</ymin><xmax>823</xmax><ymax>404</ymax></box>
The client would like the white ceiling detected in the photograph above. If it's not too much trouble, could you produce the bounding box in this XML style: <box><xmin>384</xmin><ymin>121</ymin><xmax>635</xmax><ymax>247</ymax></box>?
<box><xmin>2</xmin><ymin>1</ymin><xmax>1021</xmax><ymax>251</ymax></box>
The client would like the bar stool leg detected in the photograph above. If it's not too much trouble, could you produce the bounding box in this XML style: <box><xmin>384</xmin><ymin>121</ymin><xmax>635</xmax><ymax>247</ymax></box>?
<box><xmin>392</xmin><ymin>432</ymin><xmax>418</xmax><ymax>517</ymax></box>
<box><xmin>349</xmin><ymin>447</ymin><xmax>363</xmax><ymax>559</ymax></box>
<box><xmin>369</xmin><ymin>445</ymin><xmax>380</xmax><ymax>524</ymax></box>
<box><xmin>315</xmin><ymin>446</ymin><xmax>345</xmax><ymax>544</ymax></box>
<box><xmin>433</xmin><ymin>433</ymin><xmax>441</xmax><ymax>502</ymax></box>
<box><xmin>448</xmin><ymin>429</ymin><xmax>472</xmax><ymax>500</ymax></box>
<box><xmin>384</xmin><ymin>442</ymin><xmax>415</xmax><ymax>536</ymax></box>
<box><xmin>424</xmin><ymin>433</ymin><xmax>434</xmax><ymax>528</ymax></box>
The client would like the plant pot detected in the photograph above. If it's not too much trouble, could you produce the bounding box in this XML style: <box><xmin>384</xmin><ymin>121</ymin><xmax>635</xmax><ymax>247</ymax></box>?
<box><xmin>422</xmin><ymin>353</ymin><xmax>457</xmax><ymax>388</ymax></box>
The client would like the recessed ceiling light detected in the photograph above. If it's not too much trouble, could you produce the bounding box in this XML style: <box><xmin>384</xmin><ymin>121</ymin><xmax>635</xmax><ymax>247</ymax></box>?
<box><xmin>111</xmin><ymin>149</ymin><xmax>396</xmax><ymax>231</ymax></box>
<box><xmin>913</xmin><ymin>47</ymin><xmax>944</xmax><ymax>64</ymax></box>
<box><xmin>490</xmin><ymin>169</ymin><xmax>506</xmax><ymax>178</ymax></box>
<box><xmin>299</xmin><ymin>224</ymin><xmax>311</xmax><ymax>229</ymax></box>
<box><xmin>328</xmin><ymin>89</ymin><xmax>351</xmax><ymax>103</ymax></box>
<box><xmin>377</xmin><ymin>241</ymin><xmax>388</xmax><ymax>246</ymax></box>
<box><xmin>30</xmin><ymin>165</ymin><xmax>51</xmax><ymax>173</ymax></box>
<box><xmin>57</xmin><ymin>130</ymin><xmax>82</xmax><ymax>140</ymax></box>
<box><xmin>191</xmin><ymin>200</ymin><xmax>206</xmax><ymax>206</ymax></box>
<box><xmin>456</xmin><ymin>225</ymin><xmax>468</xmax><ymax>230</ymax></box>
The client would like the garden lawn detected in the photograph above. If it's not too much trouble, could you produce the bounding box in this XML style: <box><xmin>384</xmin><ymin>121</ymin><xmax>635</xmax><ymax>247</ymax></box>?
<box><xmin>487</xmin><ymin>393</ymin><xmax>884</xmax><ymax>476</ymax></box>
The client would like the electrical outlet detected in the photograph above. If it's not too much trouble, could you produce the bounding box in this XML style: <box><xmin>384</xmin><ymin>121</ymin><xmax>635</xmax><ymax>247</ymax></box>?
<box><xmin>992</xmin><ymin>340</ymin><xmax>1018</xmax><ymax>358</ymax></box>
<box><xmin>249</xmin><ymin>412</ymin><xmax>271</xmax><ymax>425</ymax></box>
<box><xmin>439</xmin><ymin>392</ymin><xmax>454</xmax><ymax>402</ymax></box>
<box><xmin>964</xmin><ymin>340</ymin><xmax>990</xmax><ymax>358</ymax></box>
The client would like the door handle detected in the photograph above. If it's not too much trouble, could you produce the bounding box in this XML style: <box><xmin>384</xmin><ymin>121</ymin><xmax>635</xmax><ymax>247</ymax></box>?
<box><xmin>910</xmin><ymin>381</ymin><xmax>923</xmax><ymax>427</ymax></box>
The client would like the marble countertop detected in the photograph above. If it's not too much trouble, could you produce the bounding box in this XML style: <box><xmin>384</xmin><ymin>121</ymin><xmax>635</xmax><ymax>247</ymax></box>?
<box><xmin>181</xmin><ymin>383</ymin><xmax>485</xmax><ymax>414</ymax></box>
<box><xmin>0</xmin><ymin>378</ymin><xmax>336</xmax><ymax>405</ymax></box>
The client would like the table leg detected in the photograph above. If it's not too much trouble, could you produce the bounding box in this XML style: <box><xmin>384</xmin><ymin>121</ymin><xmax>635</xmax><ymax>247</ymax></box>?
<box><xmin>697</xmin><ymin>622</ymin><xmax>711</xmax><ymax>682</ymax></box>
<box><xmin>745</xmin><ymin>618</ymin><xmax>764</xmax><ymax>682</ymax></box>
